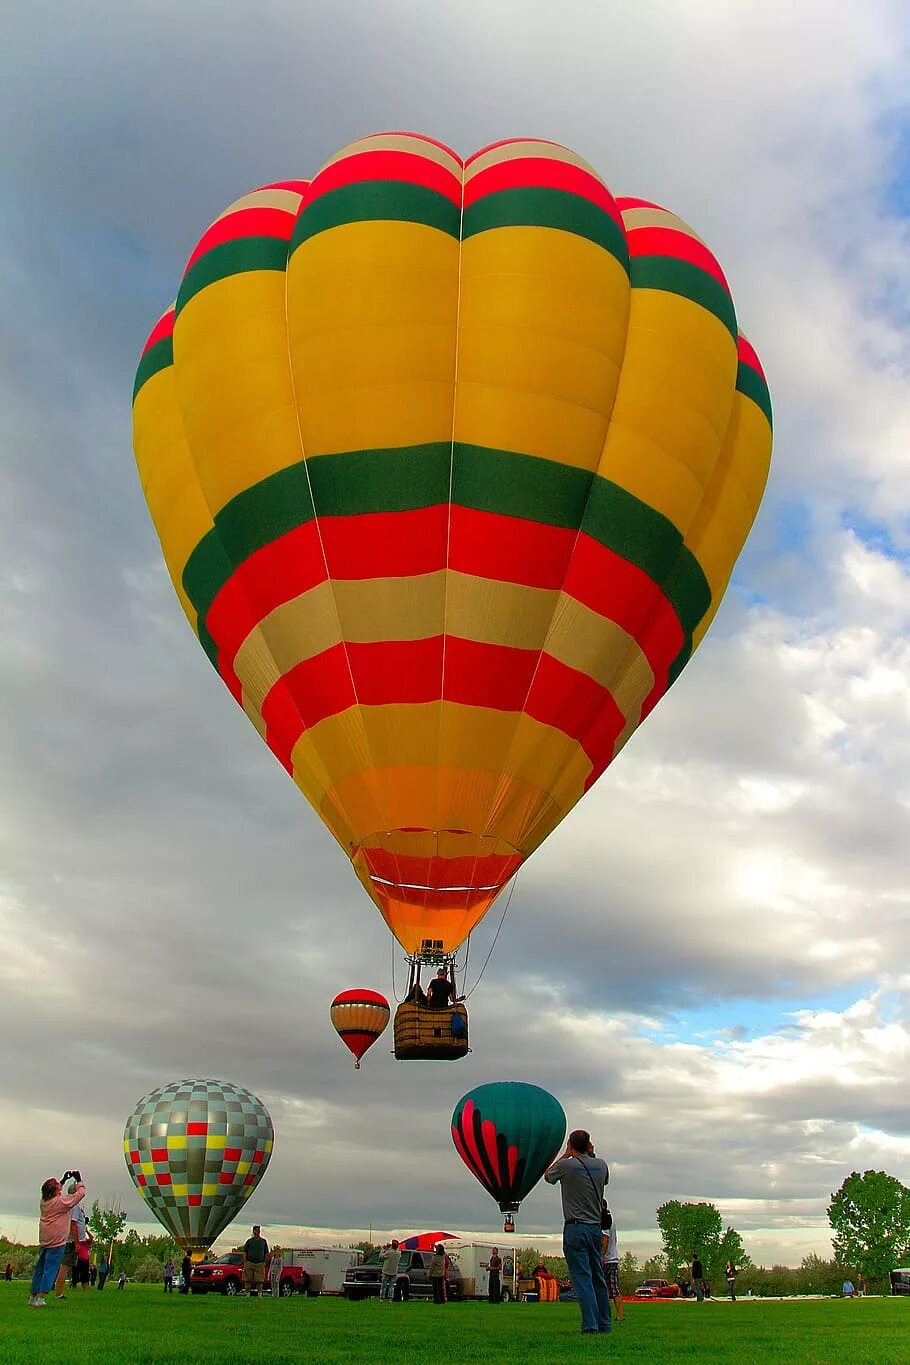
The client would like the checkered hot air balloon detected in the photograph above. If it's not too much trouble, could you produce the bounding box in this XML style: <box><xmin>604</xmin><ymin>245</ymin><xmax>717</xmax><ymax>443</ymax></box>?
<box><xmin>123</xmin><ymin>1079</ymin><xmax>274</xmax><ymax>1256</ymax></box>
<box><xmin>330</xmin><ymin>988</ymin><xmax>390</xmax><ymax>1068</ymax></box>
<box><xmin>132</xmin><ymin>132</ymin><xmax>772</xmax><ymax>972</ymax></box>
<box><xmin>452</xmin><ymin>1081</ymin><xmax>566</xmax><ymax>1226</ymax></box>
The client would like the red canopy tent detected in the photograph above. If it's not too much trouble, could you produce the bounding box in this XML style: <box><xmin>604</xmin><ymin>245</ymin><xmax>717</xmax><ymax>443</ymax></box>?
<box><xmin>396</xmin><ymin>1231</ymin><xmax>457</xmax><ymax>1251</ymax></box>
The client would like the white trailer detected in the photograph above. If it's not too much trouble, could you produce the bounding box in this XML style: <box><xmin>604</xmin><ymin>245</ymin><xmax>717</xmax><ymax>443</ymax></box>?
<box><xmin>283</xmin><ymin>1247</ymin><xmax>362</xmax><ymax>1294</ymax></box>
<box><xmin>445</xmin><ymin>1242</ymin><xmax>516</xmax><ymax>1301</ymax></box>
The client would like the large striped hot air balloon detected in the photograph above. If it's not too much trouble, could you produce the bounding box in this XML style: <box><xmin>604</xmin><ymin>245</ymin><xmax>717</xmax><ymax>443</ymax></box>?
<box><xmin>123</xmin><ymin>1079</ymin><xmax>274</xmax><ymax>1257</ymax></box>
<box><xmin>452</xmin><ymin>1081</ymin><xmax>566</xmax><ymax>1228</ymax></box>
<box><xmin>330</xmin><ymin>988</ymin><xmax>390</xmax><ymax>1068</ymax></box>
<box><xmin>132</xmin><ymin>132</ymin><xmax>772</xmax><ymax>979</ymax></box>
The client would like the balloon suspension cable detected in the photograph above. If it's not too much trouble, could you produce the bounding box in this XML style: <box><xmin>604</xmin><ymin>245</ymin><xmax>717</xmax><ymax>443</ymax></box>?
<box><xmin>462</xmin><ymin>873</ymin><xmax>519</xmax><ymax>1001</ymax></box>
<box><xmin>459</xmin><ymin>933</ymin><xmax>471</xmax><ymax>998</ymax></box>
<box><xmin>391</xmin><ymin>935</ymin><xmax>405</xmax><ymax>1004</ymax></box>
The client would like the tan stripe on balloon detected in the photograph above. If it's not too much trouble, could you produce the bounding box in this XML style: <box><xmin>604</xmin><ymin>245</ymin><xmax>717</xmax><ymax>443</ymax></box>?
<box><xmin>316</xmin><ymin>133</ymin><xmax>463</xmax><ymax>180</ymax></box>
<box><xmin>213</xmin><ymin>187</ymin><xmax>306</xmax><ymax>223</ymax></box>
<box><xmin>233</xmin><ymin>571</ymin><xmax>655</xmax><ymax>740</ymax></box>
<box><xmin>619</xmin><ymin>205</ymin><xmax>706</xmax><ymax>245</ymax></box>
<box><xmin>465</xmin><ymin>139</ymin><xmax>603</xmax><ymax>184</ymax></box>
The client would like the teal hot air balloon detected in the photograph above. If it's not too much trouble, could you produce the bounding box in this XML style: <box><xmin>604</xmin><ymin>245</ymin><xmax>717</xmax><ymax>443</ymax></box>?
<box><xmin>123</xmin><ymin>1079</ymin><xmax>274</xmax><ymax>1257</ymax></box>
<box><xmin>452</xmin><ymin>1081</ymin><xmax>566</xmax><ymax>1229</ymax></box>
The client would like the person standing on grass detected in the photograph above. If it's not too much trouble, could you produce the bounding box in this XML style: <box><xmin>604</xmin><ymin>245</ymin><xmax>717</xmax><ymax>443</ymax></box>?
<box><xmin>428</xmin><ymin>1244</ymin><xmax>447</xmax><ymax>1304</ymax></box>
<box><xmin>242</xmin><ymin>1225</ymin><xmax>269</xmax><ymax>1297</ymax></box>
<box><xmin>163</xmin><ymin>1259</ymin><xmax>174</xmax><ymax>1293</ymax></box>
<box><xmin>379</xmin><ymin>1239</ymin><xmax>400</xmax><ymax>1301</ymax></box>
<box><xmin>601</xmin><ymin>1209</ymin><xmax>623</xmax><ymax>1323</ymax></box>
<box><xmin>484</xmin><ymin>1247</ymin><xmax>502</xmax><ymax>1304</ymax></box>
<box><xmin>29</xmin><ymin>1172</ymin><xmax>86</xmax><ymax>1308</ymax></box>
<box><xmin>97</xmin><ymin>1255</ymin><xmax>110</xmax><ymax>1290</ymax></box>
<box><xmin>725</xmin><ymin>1259</ymin><xmax>738</xmax><ymax>1301</ymax></box>
<box><xmin>692</xmin><ymin>1252</ymin><xmax>705</xmax><ymax>1302</ymax></box>
<box><xmin>545</xmin><ymin>1128</ymin><xmax>610</xmax><ymax>1335</ymax></box>
<box><xmin>180</xmin><ymin>1253</ymin><xmax>192</xmax><ymax>1294</ymax></box>
<box><xmin>117</xmin><ymin>1270</ymin><xmax>126</xmax><ymax>1290</ymax></box>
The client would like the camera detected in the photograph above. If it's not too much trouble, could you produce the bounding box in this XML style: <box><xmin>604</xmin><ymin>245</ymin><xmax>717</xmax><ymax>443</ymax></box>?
<box><xmin>61</xmin><ymin>1169</ymin><xmax>81</xmax><ymax>1184</ymax></box>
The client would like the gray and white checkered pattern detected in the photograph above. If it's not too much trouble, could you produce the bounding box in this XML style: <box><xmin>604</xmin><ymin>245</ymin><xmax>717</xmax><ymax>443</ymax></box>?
<box><xmin>123</xmin><ymin>1078</ymin><xmax>274</xmax><ymax>1252</ymax></box>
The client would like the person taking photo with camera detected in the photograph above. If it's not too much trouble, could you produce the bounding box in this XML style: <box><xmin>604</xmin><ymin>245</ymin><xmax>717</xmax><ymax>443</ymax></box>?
<box><xmin>29</xmin><ymin>1169</ymin><xmax>85</xmax><ymax>1308</ymax></box>
<box><xmin>545</xmin><ymin>1130</ymin><xmax>611</xmax><ymax>1335</ymax></box>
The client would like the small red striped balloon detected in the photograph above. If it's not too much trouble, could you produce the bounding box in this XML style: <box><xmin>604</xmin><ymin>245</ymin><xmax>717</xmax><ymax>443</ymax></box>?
<box><xmin>330</xmin><ymin>989</ymin><xmax>391</xmax><ymax>1068</ymax></box>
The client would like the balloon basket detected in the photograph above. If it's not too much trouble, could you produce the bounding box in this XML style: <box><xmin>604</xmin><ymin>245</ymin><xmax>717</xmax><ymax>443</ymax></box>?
<box><xmin>393</xmin><ymin>1001</ymin><xmax>470</xmax><ymax>1060</ymax></box>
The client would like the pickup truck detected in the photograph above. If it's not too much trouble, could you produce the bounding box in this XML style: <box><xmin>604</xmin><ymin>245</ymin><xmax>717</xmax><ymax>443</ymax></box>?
<box><xmin>634</xmin><ymin>1278</ymin><xmax>682</xmax><ymax>1299</ymax></box>
<box><xmin>342</xmin><ymin>1249</ymin><xmax>462</xmax><ymax>1301</ymax></box>
<box><xmin>190</xmin><ymin>1252</ymin><xmax>310</xmax><ymax>1297</ymax></box>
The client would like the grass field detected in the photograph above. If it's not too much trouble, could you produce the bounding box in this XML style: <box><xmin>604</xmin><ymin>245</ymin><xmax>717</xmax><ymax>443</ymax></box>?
<box><xmin>3</xmin><ymin>1282</ymin><xmax>909</xmax><ymax>1364</ymax></box>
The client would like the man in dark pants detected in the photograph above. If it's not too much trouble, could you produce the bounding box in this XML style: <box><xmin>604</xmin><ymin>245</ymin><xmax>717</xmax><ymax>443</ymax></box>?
<box><xmin>180</xmin><ymin>1253</ymin><xmax>192</xmax><ymax>1294</ymax></box>
<box><xmin>485</xmin><ymin>1247</ymin><xmax>502</xmax><ymax>1303</ymax></box>
<box><xmin>545</xmin><ymin>1128</ymin><xmax>610</xmax><ymax>1334</ymax></box>
<box><xmin>692</xmin><ymin>1252</ymin><xmax>705</xmax><ymax>1302</ymax></box>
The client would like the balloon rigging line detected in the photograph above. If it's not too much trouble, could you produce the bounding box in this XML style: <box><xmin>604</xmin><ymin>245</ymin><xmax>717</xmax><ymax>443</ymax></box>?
<box><xmin>462</xmin><ymin>874</ymin><xmax>518</xmax><ymax>1001</ymax></box>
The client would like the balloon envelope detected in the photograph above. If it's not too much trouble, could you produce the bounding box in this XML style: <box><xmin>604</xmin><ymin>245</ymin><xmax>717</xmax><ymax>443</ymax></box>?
<box><xmin>133</xmin><ymin>133</ymin><xmax>772</xmax><ymax>960</ymax></box>
<box><xmin>452</xmin><ymin>1080</ymin><xmax>566</xmax><ymax>1213</ymax></box>
<box><xmin>397</xmin><ymin>1231</ymin><xmax>457</xmax><ymax>1251</ymax></box>
<box><xmin>123</xmin><ymin>1079</ymin><xmax>274</xmax><ymax>1254</ymax></box>
<box><xmin>330</xmin><ymin>988</ymin><xmax>390</xmax><ymax>1066</ymax></box>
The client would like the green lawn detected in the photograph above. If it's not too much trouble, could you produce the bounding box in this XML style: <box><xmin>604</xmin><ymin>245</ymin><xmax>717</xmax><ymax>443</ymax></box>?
<box><xmin>2</xmin><ymin>1282</ymin><xmax>909</xmax><ymax>1364</ymax></box>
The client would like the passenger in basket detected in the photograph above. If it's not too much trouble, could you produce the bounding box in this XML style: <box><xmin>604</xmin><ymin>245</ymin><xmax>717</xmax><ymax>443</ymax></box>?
<box><xmin>426</xmin><ymin>970</ymin><xmax>462</xmax><ymax>1010</ymax></box>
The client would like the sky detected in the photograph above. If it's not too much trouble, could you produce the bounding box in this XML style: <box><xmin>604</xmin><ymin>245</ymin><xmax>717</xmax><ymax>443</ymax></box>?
<box><xmin>2</xmin><ymin>0</ymin><xmax>910</xmax><ymax>1268</ymax></box>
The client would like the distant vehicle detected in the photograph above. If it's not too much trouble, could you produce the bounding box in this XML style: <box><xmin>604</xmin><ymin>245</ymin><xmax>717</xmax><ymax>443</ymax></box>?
<box><xmin>444</xmin><ymin>1243</ymin><xmax>516</xmax><ymax>1302</ymax></box>
<box><xmin>191</xmin><ymin>1247</ymin><xmax>361</xmax><ymax>1297</ymax></box>
<box><xmin>278</xmin><ymin>1248</ymin><xmax>362</xmax><ymax>1295</ymax></box>
<box><xmin>190</xmin><ymin>1253</ymin><xmax>247</xmax><ymax>1296</ymax></box>
<box><xmin>634</xmin><ymin>1278</ymin><xmax>682</xmax><ymax>1299</ymax></box>
<box><xmin>342</xmin><ymin>1248</ymin><xmax>462</xmax><ymax>1301</ymax></box>
<box><xmin>891</xmin><ymin>1268</ymin><xmax>910</xmax><ymax>1296</ymax></box>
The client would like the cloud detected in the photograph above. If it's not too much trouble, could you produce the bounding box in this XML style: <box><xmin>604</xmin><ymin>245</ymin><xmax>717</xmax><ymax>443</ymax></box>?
<box><xmin>1</xmin><ymin>0</ymin><xmax>910</xmax><ymax>1267</ymax></box>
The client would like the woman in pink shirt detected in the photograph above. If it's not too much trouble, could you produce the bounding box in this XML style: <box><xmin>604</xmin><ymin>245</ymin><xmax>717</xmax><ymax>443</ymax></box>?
<box><xmin>29</xmin><ymin>1173</ymin><xmax>86</xmax><ymax>1307</ymax></box>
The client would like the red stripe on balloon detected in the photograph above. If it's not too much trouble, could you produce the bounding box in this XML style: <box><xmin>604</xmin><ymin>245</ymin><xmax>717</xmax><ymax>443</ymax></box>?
<box><xmin>332</xmin><ymin>989</ymin><xmax>390</xmax><ymax>1008</ymax></box>
<box><xmin>452</xmin><ymin>1124</ymin><xmax>489</xmax><ymax>1190</ymax></box>
<box><xmin>141</xmin><ymin>308</ymin><xmax>175</xmax><ymax>356</ymax></box>
<box><xmin>464</xmin><ymin>156</ymin><xmax>622</xmax><ymax>227</ymax></box>
<box><xmin>458</xmin><ymin>1101</ymin><xmax>489</xmax><ymax>1182</ymax></box>
<box><xmin>622</xmin><ymin>224</ymin><xmax>729</xmax><ymax>290</ymax></box>
<box><xmin>185</xmin><ymin>207</ymin><xmax>297</xmax><ymax>271</ymax></box>
<box><xmin>465</xmin><ymin>137</ymin><xmax>566</xmax><ymax>167</ymax></box>
<box><xmin>481</xmin><ymin>1118</ymin><xmax>503</xmax><ymax>1186</ymax></box>
<box><xmin>449</xmin><ymin>506</ymin><xmax>574</xmax><ymax>590</ymax></box>
<box><xmin>302</xmin><ymin>149</ymin><xmax>462</xmax><ymax>210</ymax></box>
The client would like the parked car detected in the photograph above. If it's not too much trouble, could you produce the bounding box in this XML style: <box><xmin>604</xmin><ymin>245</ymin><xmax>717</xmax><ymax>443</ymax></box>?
<box><xmin>342</xmin><ymin>1248</ymin><xmax>462</xmax><ymax>1301</ymax></box>
<box><xmin>190</xmin><ymin>1252</ymin><xmax>311</xmax><ymax>1297</ymax></box>
<box><xmin>634</xmin><ymin>1278</ymin><xmax>682</xmax><ymax>1299</ymax></box>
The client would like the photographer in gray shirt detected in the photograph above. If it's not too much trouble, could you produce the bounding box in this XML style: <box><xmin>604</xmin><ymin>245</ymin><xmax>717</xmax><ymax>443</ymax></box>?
<box><xmin>545</xmin><ymin>1128</ymin><xmax>610</xmax><ymax>1334</ymax></box>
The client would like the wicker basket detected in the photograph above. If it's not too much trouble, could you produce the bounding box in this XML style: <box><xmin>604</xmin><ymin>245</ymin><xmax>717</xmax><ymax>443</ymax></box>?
<box><xmin>393</xmin><ymin>1001</ymin><xmax>470</xmax><ymax>1060</ymax></box>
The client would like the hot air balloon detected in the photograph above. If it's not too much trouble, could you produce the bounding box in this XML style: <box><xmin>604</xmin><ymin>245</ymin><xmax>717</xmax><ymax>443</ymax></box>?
<box><xmin>330</xmin><ymin>988</ymin><xmax>390</xmax><ymax>1068</ymax></box>
<box><xmin>452</xmin><ymin>1081</ymin><xmax>566</xmax><ymax>1230</ymax></box>
<box><xmin>132</xmin><ymin>134</ymin><xmax>773</xmax><ymax>1054</ymax></box>
<box><xmin>123</xmin><ymin>1079</ymin><xmax>274</xmax><ymax>1258</ymax></box>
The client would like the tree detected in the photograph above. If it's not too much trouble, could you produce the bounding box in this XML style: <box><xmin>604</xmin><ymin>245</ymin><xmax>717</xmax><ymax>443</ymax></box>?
<box><xmin>828</xmin><ymin>1170</ymin><xmax>910</xmax><ymax>1279</ymax></box>
<box><xmin>715</xmin><ymin>1227</ymin><xmax>751</xmax><ymax>1277</ymax></box>
<box><xmin>87</xmin><ymin>1201</ymin><xmax>127</xmax><ymax>1263</ymax></box>
<box><xmin>618</xmin><ymin>1250</ymin><xmax>640</xmax><ymax>1295</ymax></box>
<box><xmin>657</xmin><ymin>1201</ymin><xmax>723</xmax><ymax>1275</ymax></box>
